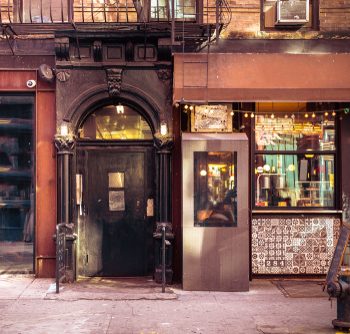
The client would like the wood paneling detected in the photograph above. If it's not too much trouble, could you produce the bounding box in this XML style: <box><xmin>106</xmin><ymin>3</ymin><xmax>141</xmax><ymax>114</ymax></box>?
<box><xmin>172</xmin><ymin>106</ymin><xmax>182</xmax><ymax>282</ymax></box>
<box><xmin>174</xmin><ymin>53</ymin><xmax>350</xmax><ymax>102</ymax></box>
<box><xmin>36</xmin><ymin>90</ymin><xmax>56</xmax><ymax>278</ymax></box>
<box><xmin>0</xmin><ymin>71</ymin><xmax>36</xmax><ymax>90</ymax></box>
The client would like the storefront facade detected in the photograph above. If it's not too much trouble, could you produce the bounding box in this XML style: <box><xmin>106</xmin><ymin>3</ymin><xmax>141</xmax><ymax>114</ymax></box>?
<box><xmin>0</xmin><ymin>68</ymin><xmax>56</xmax><ymax>277</ymax></box>
<box><xmin>173</xmin><ymin>50</ymin><xmax>350</xmax><ymax>278</ymax></box>
<box><xmin>0</xmin><ymin>0</ymin><xmax>349</xmax><ymax>287</ymax></box>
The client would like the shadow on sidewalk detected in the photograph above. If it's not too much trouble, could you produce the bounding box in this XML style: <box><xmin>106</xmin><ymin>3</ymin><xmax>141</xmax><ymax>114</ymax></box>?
<box><xmin>45</xmin><ymin>276</ymin><xmax>177</xmax><ymax>301</ymax></box>
<box><xmin>271</xmin><ymin>279</ymin><xmax>328</xmax><ymax>298</ymax></box>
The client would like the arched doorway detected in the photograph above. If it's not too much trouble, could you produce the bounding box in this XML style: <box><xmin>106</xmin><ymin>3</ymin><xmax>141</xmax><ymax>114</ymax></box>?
<box><xmin>75</xmin><ymin>104</ymin><xmax>156</xmax><ymax>277</ymax></box>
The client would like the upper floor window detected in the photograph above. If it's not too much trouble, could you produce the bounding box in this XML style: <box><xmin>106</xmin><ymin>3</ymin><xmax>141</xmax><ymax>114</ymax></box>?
<box><xmin>0</xmin><ymin>0</ymin><xmax>196</xmax><ymax>23</ymax></box>
<box><xmin>151</xmin><ymin>0</ymin><xmax>196</xmax><ymax>21</ymax></box>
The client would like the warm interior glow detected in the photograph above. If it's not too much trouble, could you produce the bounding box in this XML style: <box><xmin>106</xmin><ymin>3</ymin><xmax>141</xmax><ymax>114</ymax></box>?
<box><xmin>160</xmin><ymin>122</ymin><xmax>168</xmax><ymax>136</ymax></box>
<box><xmin>60</xmin><ymin>124</ymin><xmax>69</xmax><ymax>136</ymax></box>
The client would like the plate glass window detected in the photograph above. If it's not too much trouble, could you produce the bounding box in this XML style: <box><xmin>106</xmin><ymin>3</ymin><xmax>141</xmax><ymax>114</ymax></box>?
<box><xmin>194</xmin><ymin>151</ymin><xmax>237</xmax><ymax>227</ymax></box>
<box><xmin>254</xmin><ymin>109</ymin><xmax>336</xmax><ymax>209</ymax></box>
<box><xmin>0</xmin><ymin>95</ymin><xmax>34</xmax><ymax>274</ymax></box>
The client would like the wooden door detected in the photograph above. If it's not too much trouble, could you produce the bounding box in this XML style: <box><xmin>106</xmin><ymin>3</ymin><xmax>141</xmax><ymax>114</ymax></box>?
<box><xmin>77</xmin><ymin>146</ymin><xmax>155</xmax><ymax>277</ymax></box>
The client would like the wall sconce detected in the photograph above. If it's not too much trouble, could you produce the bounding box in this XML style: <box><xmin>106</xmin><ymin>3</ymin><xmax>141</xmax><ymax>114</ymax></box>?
<box><xmin>60</xmin><ymin>123</ymin><xmax>69</xmax><ymax>137</ymax></box>
<box><xmin>160</xmin><ymin>121</ymin><xmax>168</xmax><ymax>136</ymax></box>
<box><xmin>54</xmin><ymin>121</ymin><xmax>75</xmax><ymax>152</ymax></box>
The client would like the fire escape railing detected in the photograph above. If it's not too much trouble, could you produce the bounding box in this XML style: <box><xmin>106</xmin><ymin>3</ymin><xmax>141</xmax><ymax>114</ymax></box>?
<box><xmin>0</xmin><ymin>0</ymin><xmax>231</xmax><ymax>26</ymax></box>
<box><xmin>0</xmin><ymin>1</ymin><xmax>231</xmax><ymax>51</ymax></box>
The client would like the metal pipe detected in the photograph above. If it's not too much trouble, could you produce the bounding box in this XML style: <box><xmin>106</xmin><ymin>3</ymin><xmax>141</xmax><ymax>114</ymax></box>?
<box><xmin>63</xmin><ymin>153</ymin><xmax>70</xmax><ymax>225</ymax></box>
<box><xmin>162</xmin><ymin>225</ymin><xmax>166</xmax><ymax>293</ymax></box>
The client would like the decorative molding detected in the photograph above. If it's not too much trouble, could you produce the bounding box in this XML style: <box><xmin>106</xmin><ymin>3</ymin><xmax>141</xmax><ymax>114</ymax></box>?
<box><xmin>156</xmin><ymin>69</ymin><xmax>172</xmax><ymax>82</ymax></box>
<box><xmin>154</xmin><ymin>132</ymin><xmax>174</xmax><ymax>152</ymax></box>
<box><xmin>156</xmin><ymin>68</ymin><xmax>172</xmax><ymax>103</ymax></box>
<box><xmin>54</xmin><ymin>134</ymin><xmax>76</xmax><ymax>153</ymax></box>
<box><xmin>93</xmin><ymin>40</ymin><xmax>103</xmax><ymax>62</ymax></box>
<box><xmin>55</xmin><ymin>37</ymin><xmax>70</xmax><ymax>61</ymax></box>
<box><xmin>106</xmin><ymin>68</ymin><xmax>123</xmax><ymax>97</ymax></box>
<box><xmin>56</xmin><ymin>70</ymin><xmax>71</xmax><ymax>82</ymax></box>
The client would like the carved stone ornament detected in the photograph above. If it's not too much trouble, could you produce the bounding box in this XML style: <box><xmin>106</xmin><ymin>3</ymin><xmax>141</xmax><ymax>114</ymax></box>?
<box><xmin>93</xmin><ymin>40</ymin><xmax>103</xmax><ymax>62</ymax></box>
<box><xmin>55</xmin><ymin>37</ymin><xmax>70</xmax><ymax>61</ymax></box>
<box><xmin>154</xmin><ymin>132</ymin><xmax>174</xmax><ymax>152</ymax></box>
<box><xmin>106</xmin><ymin>68</ymin><xmax>123</xmax><ymax>97</ymax></box>
<box><xmin>56</xmin><ymin>70</ymin><xmax>71</xmax><ymax>82</ymax></box>
<box><xmin>156</xmin><ymin>69</ymin><xmax>172</xmax><ymax>82</ymax></box>
<box><xmin>54</xmin><ymin>134</ymin><xmax>76</xmax><ymax>153</ymax></box>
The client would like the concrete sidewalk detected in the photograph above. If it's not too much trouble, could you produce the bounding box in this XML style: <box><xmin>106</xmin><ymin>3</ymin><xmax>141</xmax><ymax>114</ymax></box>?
<box><xmin>0</xmin><ymin>275</ymin><xmax>345</xmax><ymax>334</ymax></box>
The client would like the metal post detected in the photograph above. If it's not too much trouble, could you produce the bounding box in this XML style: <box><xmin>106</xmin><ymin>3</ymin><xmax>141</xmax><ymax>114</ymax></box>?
<box><xmin>63</xmin><ymin>153</ymin><xmax>70</xmax><ymax>224</ymax></box>
<box><xmin>162</xmin><ymin>225</ymin><xmax>166</xmax><ymax>293</ymax></box>
<box><xmin>55</xmin><ymin>224</ymin><xmax>60</xmax><ymax>294</ymax></box>
<box><xmin>54</xmin><ymin>130</ymin><xmax>76</xmax><ymax>293</ymax></box>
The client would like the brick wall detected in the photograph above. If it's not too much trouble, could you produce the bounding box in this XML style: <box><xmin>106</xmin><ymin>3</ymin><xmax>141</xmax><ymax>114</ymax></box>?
<box><xmin>208</xmin><ymin>0</ymin><xmax>350</xmax><ymax>38</ymax></box>
<box><xmin>319</xmin><ymin>0</ymin><xmax>350</xmax><ymax>31</ymax></box>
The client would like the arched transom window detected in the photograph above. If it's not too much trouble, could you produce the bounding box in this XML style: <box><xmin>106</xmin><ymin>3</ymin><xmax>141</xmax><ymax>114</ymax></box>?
<box><xmin>79</xmin><ymin>105</ymin><xmax>153</xmax><ymax>140</ymax></box>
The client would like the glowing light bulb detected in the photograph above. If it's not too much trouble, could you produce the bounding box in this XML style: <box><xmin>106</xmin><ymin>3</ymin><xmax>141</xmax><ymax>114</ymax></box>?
<box><xmin>160</xmin><ymin>122</ymin><xmax>168</xmax><ymax>136</ymax></box>
<box><xmin>270</xmin><ymin>114</ymin><xmax>275</xmax><ymax>119</ymax></box>
<box><xmin>244</xmin><ymin>113</ymin><xmax>249</xmax><ymax>118</ymax></box>
<box><xmin>189</xmin><ymin>105</ymin><xmax>194</xmax><ymax>111</ymax></box>
<box><xmin>304</xmin><ymin>113</ymin><xmax>309</xmax><ymax>118</ymax></box>
<box><xmin>184</xmin><ymin>105</ymin><xmax>188</xmax><ymax>110</ymax></box>
<box><xmin>325</xmin><ymin>111</ymin><xmax>329</xmax><ymax>117</ymax></box>
<box><xmin>312</xmin><ymin>113</ymin><xmax>316</xmax><ymax>118</ymax></box>
<box><xmin>332</xmin><ymin>111</ymin><xmax>336</xmax><ymax>117</ymax></box>
<box><xmin>250</xmin><ymin>113</ymin><xmax>255</xmax><ymax>118</ymax></box>
<box><xmin>230</xmin><ymin>111</ymin><xmax>234</xmax><ymax>116</ymax></box>
<box><xmin>60</xmin><ymin>124</ymin><xmax>68</xmax><ymax>136</ymax></box>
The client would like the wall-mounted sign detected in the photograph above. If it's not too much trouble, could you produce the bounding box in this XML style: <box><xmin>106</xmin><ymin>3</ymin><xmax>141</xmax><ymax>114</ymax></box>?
<box><xmin>109</xmin><ymin>190</ymin><xmax>125</xmax><ymax>211</ymax></box>
<box><xmin>191</xmin><ymin>105</ymin><xmax>232</xmax><ymax>133</ymax></box>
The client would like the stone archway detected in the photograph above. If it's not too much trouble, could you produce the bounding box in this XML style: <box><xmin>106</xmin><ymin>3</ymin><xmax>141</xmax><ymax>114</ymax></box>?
<box><xmin>54</xmin><ymin>65</ymin><xmax>174</xmax><ymax>281</ymax></box>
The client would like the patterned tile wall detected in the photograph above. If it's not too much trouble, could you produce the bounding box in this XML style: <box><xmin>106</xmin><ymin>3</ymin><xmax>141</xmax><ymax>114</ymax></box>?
<box><xmin>252</xmin><ymin>216</ymin><xmax>341</xmax><ymax>274</ymax></box>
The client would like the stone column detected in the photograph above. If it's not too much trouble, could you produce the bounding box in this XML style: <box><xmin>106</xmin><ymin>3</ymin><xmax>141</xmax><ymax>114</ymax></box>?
<box><xmin>54</xmin><ymin>133</ymin><xmax>75</xmax><ymax>225</ymax></box>
<box><xmin>153</xmin><ymin>132</ymin><xmax>174</xmax><ymax>283</ymax></box>
<box><xmin>54</xmin><ymin>132</ymin><xmax>76</xmax><ymax>282</ymax></box>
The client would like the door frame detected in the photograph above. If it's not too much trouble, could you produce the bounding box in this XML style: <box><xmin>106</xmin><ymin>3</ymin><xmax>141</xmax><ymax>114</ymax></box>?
<box><xmin>74</xmin><ymin>140</ymin><xmax>157</xmax><ymax>277</ymax></box>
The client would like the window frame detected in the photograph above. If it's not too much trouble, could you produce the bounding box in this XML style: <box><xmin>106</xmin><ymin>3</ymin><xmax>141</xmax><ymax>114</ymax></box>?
<box><xmin>149</xmin><ymin>0</ymin><xmax>199</xmax><ymax>22</ymax></box>
<box><xmin>252</xmin><ymin>112</ymin><xmax>339</xmax><ymax>211</ymax></box>
<box><xmin>260</xmin><ymin>0</ymin><xmax>319</xmax><ymax>32</ymax></box>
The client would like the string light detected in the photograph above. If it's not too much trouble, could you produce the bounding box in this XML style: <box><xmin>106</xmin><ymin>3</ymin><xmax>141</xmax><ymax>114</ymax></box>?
<box><xmin>178</xmin><ymin>104</ymin><xmax>350</xmax><ymax>119</ymax></box>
